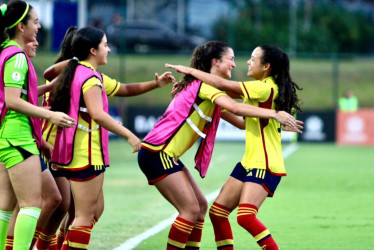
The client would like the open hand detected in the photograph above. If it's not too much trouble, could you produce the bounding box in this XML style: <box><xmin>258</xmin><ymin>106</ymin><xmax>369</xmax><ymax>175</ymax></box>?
<box><xmin>282</xmin><ymin>120</ymin><xmax>303</xmax><ymax>133</ymax></box>
<box><xmin>50</xmin><ymin>112</ymin><xmax>76</xmax><ymax>128</ymax></box>
<box><xmin>165</xmin><ymin>63</ymin><xmax>192</xmax><ymax>75</ymax></box>
<box><xmin>155</xmin><ymin>71</ymin><xmax>176</xmax><ymax>88</ymax></box>
<box><xmin>275</xmin><ymin>111</ymin><xmax>297</xmax><ymax>127</ymax></box>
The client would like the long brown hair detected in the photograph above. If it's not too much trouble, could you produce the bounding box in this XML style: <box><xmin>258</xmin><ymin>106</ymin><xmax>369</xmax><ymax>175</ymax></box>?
<box><xmin>55</xmin><ymin>26</ymin><xmax>78</xmax><ymax>63</ymax></box>
<box><xmin>172</xmin><ymin>41</ymin><xmax>231</xmax><ymax>97</ymax></box>
<box><xmin>51</xmin><ymin>27</ymin><xmax>104</xmax><ymax>113</ymax></box>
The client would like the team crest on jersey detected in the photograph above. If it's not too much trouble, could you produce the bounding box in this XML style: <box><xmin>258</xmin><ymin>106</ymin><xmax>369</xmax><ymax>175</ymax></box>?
<box><xmin>11</xmin><ymin>71</ymin><xmax>22</xmax><ymax>81</ymax></box>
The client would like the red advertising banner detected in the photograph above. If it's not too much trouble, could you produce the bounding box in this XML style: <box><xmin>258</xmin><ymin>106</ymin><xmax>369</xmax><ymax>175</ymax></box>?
<box><xmin>337</xmin><ymin>109</ymin><xmax>374</xmax><ymax>145</ymax></box>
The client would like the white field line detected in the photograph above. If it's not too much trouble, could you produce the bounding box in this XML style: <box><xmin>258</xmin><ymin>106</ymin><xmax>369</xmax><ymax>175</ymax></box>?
<box><xmin>282</xmin><ymin>142</ymin><xmax>300</xmax><ymax>158</ymax></box>
<box><xmin>114</xmin><ymin>143</ymin><xmax>299</xmax><ymax>250</ymax></box>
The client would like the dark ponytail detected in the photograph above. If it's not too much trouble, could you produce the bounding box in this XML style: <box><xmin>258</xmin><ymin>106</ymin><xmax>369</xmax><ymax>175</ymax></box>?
<box><xmin>50</xmin><ymin>59</ymin><xmax>79</xmax><ymax>113</ymax></box>
<box><xmin>260</xmin><ymin>45</ymin><xmax>302</xmax><ymax>115</ymax></box>
<box><xmin>0</xmin><ymin>1</ymin><xmax>32</xmax><ymax>47</ymax></box>
<box><xmin>55</xmin><ymin>26</ymin><xmax>78</xmax><ymax>63</ymax></box>
<box><xmin>172</xmin><ymin>41</ymin><xmax>231</xmax><ymax>97</ymax></box>
<box><xmin>50</xmin><ymin>27</ymin><xmax>104</xmax><ymax>114</ymax></box>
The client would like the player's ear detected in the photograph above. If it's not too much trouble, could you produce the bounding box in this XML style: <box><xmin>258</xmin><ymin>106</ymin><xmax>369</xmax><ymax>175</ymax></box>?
<box><xmin>263</xmin><ymin>62</ymin><xmax>271</xmax><ymax>71</ymax></box>
<box><xmin>212</xmin><ymin>58</ymin><xmax>220</xmax><ymax>67</ymax></box>
<box><xmin>89</xmin><ymin>47</ymin><xmax>97</xmax><ymax>56</ymax></box>
<box><xmin>17</xmin><ymin>22</ymin><xmax>26</xmax><ymax>33</ymax></box>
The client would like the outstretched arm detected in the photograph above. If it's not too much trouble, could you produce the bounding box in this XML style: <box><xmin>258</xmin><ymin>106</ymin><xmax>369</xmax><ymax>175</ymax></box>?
<box><xmin>166</xmin><ymin>63</ymin><xmax>242</xmax><ymax>95</ymax></box>
<box><xmin>115</xmin><ymin>72</ymin><xmax>175</xmax><ymax>97</ymax></box>
<box><xmin>222</xmin><ymin>108</ymin><xmax>303</xmax><ymax>133</ymax></box>
<box><xmin>214</xmin><ymin>95</ymin><xmax>301</xmax><ymax>130</ymax></box>
<box><xmin>221</xmin><ymin>111</ymin><xmax>245</xmax><ymax>130</ymax></box>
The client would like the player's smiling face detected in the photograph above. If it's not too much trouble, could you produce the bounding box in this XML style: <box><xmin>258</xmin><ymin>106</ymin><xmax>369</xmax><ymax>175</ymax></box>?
<box><xmin>25</xmin><ymin>40</ymin><xmax>39</xmax><ymax>58</ymax></box>
<box><xmin>22</xmin><ymin>9</ymin><xmax>41</xmax><ymax>44</ymax></box>
<box><xmin>96</xmin><ymin>35</ymin><xmax>111</xmax><ymax>65</ymax></box>
<box><xmin>216</xmin><ymin>47</ymin><xmax>236</xmax><ymax>79</ymax></box>
<box><xmin>247</xmin><ymin>47</ymin><xmax>267</xmax><ymax>80</ymax></box>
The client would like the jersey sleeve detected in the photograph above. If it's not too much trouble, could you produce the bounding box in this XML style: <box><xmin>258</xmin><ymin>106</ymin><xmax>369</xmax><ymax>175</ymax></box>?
<box><xmin>240</xmin><ymin>80</ymin><xmax>272</xmax><ymax>102</ymax></box>
<box><xmin>82</xmin><ymin>76</ymin><xmax>103</xmax><ymax>94</ymax></box>
<box><xmin>199</xmin><ymin>82</ymin><xmax>227</xmax><ymax>103</ymax></box>
<box><xmin>3</xmin><ymin>53</ymin><xmax>28</xmax><ymax>88</ymax></box>
<box><xmin>102</xmin><ymin>73</ymin><xmax>120</xmax><ymax>96</ymax></box>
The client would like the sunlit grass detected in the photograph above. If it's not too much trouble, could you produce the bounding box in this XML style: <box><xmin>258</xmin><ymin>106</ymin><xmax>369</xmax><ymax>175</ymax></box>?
<box><xmin>88</xmin><ymin>140</ymin><xmax>373</xmax><ymax>249</ymax></box>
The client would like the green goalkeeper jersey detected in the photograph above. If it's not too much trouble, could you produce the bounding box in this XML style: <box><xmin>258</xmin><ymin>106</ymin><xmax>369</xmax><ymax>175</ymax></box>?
<box><xmin>0</xmin><ymin>40</ymin><xmax>33</xmax><ymax>141</ymax></box>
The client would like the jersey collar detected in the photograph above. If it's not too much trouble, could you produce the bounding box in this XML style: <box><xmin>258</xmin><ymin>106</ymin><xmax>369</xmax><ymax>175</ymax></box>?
<box><xmin>79</xmin><ymin>61</ymin><xmax>96</xmax><ymax>71</ymax></box>
<box><xmin>1</xmin><ymin>39</ymin><xmax>23</xmax><ymax>50</ymax></box>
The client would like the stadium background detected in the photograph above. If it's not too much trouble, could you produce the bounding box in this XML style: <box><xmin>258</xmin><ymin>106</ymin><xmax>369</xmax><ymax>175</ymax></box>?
<box><xmin>5</xmin><ymin>0</ymin><xmax>374</xmax><ymax>248</ymax></box>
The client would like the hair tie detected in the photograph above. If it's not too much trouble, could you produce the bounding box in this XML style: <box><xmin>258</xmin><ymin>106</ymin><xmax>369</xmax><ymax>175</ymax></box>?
<box><xmin>0</xmin><ymin>4</ymin><xmax>7</xmax><ymax>17</ymax></box>
<box><xmin>72</xmin><ymin>57</ymin><xmax>79</xmax><ymax>61</ymax></box>
<box><xmin>8</xmin><ymin>3</ymin><xmax>29</xmax><ymax>29</ymax></box>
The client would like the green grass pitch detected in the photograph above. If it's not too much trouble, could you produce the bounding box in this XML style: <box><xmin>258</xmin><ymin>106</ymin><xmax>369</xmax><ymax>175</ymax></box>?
<box><xmin>88</xmin><ymin>140</ymin><xmax>373</xmax><ymax>249</ymax></box>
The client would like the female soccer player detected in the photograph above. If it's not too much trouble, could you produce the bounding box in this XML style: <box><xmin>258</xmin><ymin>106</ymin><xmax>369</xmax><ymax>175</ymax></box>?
<box><xmin>139</xmin><ymin>41</ymin><xmax>298</xmax><ymax>250</ymax></box>
<box><xmin>0</xmin><ymin>1</ymin><xmax>75</xmax><ymax>249</ymax></box>
<box><xmin>4</xmin><ymin>40</ymin><xmax>65</xmax><ymax>250</ymax></box>
<box><xmin>41</xmin><ymin>25</ymin><xmax>177</xmax><ymax>249</ymax></box>
<box><xmin>37</xmin><ymin>27</ymin><xmax>79</xmax><ymax>250</ymax></box>
<box><xmin>166</xmin><ymin>44</ymin><xmax>302</xmax><ymax>249</ymax></box>
<box><xmin>49</xmin><ymin>26</ymin><xmax>175</xmax><ymax>249</ymax></box>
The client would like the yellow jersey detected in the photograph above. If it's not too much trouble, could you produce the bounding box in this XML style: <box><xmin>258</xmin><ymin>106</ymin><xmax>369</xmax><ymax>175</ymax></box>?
<box><xmin>239</xmin><ymin>76</ymin><xmax>285</xmax><ymax>176</ymax></box>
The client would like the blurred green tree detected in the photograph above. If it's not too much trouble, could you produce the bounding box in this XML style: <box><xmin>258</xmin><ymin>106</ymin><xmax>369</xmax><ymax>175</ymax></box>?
<box><xmin>212</xmin><ymin>0</ymin><xmax>374</xmax><ymax>54</ymax></box>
